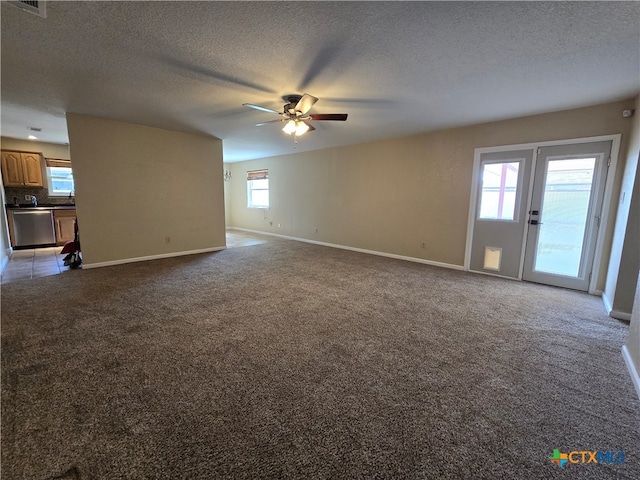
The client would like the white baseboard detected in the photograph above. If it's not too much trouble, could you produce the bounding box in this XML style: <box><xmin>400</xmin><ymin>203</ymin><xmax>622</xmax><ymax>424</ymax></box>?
<box><xmin>229</xmin><ymin>227</ymin><xmax>464</xmax><ymax>271</ymax></box>
<box><xmin>611</xmin><ymin>310</ymin><xmax>632</xmax><ymax>322</ymax></box>
<box><xmin>622</xmin><ymin>345</ymin><xmax>640</xmax><ymax>402</ymax></box>
<box><xmin>602</xmin><ymin>292</ymin><xmax>614</xmax><ymax>314</ymax></box>
<box><xmin>0</xmin><ymin>252</ymin><xmax>9</xmax><ymax>273</ymax></box>
<box><xmin>602</xmin><ymin>292</ymin><xmax>632</xmax><ymax>321</ymax></box>
<box><xmin>83</xmin><ymin>246</ymin><xmax>226</xmax><ymax>269</ymax></box>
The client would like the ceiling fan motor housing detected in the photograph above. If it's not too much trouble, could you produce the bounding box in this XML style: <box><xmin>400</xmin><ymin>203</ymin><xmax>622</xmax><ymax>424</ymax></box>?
<box><xmin>283</xmin><ymin>95</ymin><xmax>303</xmax><ymax>116</ymax></box>
<box><xmin>283</xmin><ymin>94</ymin><xmax>303</xmax><ymax>105</ymax></box>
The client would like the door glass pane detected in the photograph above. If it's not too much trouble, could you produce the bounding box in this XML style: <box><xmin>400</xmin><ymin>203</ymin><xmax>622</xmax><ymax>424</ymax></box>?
<box><xmin>534</xmin><ymin>158</ymin><xmax>596</xmax><ymax>276</ymax></box>
<box><xmin>478</xmin><ymin>162</ymin><xmax>520</xmax><ymax>220</ymax></box>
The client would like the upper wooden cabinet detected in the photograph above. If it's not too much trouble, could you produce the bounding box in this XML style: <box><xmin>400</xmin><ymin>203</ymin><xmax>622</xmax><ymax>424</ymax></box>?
<box><xmin>1</xmin><ymin>151</ymin><xmax>44</xmax><ymax>187</ymax></box>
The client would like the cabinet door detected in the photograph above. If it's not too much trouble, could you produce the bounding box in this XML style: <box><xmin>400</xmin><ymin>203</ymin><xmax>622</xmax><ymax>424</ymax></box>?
<box><xmin>1</xmin><ymin>151</ymin><xmax>24</xmax><ymax>186</ymax></box>
<box><xmin>54</xmin><ymin>211</ymin><xmax>76</xmax><ymax>245</ymax></box>
<box><xmin>20</xmin><ymin>152</ymin><xmax>44</xmax><ymax>187</ymax></box>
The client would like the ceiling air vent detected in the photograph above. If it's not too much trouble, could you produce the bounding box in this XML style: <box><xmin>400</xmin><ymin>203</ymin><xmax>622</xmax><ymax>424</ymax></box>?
<box><xmin>5</xmin><ymin>0</ymin><xmax>46</xmax><ymax>18</ymax></box>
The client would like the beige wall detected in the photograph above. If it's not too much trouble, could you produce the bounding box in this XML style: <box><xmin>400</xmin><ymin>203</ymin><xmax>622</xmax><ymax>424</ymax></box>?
<box><xmin>229</xmin><ymin>99</ymin><xmax>636</xmax><ymax>291</ymax></box>
<box><xmin>1</xmin><ymin>137</ymin><xmax>71</xmax><ymax>159</ymax></box>
<box><xmin>223</xmin><ymin>163</ymin><xmax>232</xmax><ymax>227</ymax></box>
<box><xmin>66</xmin><ymin>114</ymin><xmax>225</xmax><ymax>266</ymax></box>
<box><xmin>606</xmin><ymin>94</ymin><xmax>640</xmax><ymax>316</ymax></box>
<box><xmin>0</xmin><ymin>176</ymin><xmax>8</xmax><ymax>270</ymax></box>
<box><xmin>620</xmin><ymin>96</ymin><xmax>640</xmax><ymax>378</ymax></box>
<box><xmin>627</xmin><ymin>272</ymin><xmax>640</xmax><ymax>391</ymax></box>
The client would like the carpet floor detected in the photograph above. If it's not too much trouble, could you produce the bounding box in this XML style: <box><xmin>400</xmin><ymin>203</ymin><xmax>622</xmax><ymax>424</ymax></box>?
<box><xmin>2</xmin><ymin>234</ymin><xmax>639</xmax><ymax>479</ymax></box>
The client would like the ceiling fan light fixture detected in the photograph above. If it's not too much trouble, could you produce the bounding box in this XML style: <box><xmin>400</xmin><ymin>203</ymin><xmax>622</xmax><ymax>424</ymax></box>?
<box><xmin>294</xmin><ymin>121</ymin><xmax>309</xmax><ymax>136</ymax></box>
<box><xmin>282</xmin><ymin>119</ymin><xmax>297</xmax><ymax>135</ymax></box>
<box><xmin>247</xmin><ymin>93</ymin><xmax>346</xmax><ymax>139</ymax></box>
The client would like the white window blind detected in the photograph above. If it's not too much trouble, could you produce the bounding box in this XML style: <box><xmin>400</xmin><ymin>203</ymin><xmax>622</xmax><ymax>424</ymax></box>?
<box><xmin>247</xmin><ymin>169</ymin><xmax>268</xmax><ymax>181</ymax></box>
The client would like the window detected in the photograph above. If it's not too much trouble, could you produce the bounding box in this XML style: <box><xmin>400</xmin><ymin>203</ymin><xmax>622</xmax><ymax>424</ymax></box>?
<box><xmin>247</xmin><ymin>169</ymin><xmax>269</xmax><ymax>208</ymax></box>
<box><xmin>45</xmin><ymin>158</ymin><xmax>75</xmax><ymax>196</ymax></box>
<box><xmin>478</xmin><ymin>161</ymin><xmax>520</xmax><ymax>221</ymax></box>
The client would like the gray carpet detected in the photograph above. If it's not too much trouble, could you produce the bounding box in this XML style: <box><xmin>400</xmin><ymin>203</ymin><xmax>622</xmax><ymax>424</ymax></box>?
<box><xmin>2</xmin><ymin>235</ymin><xmax>639</xmax><ymax>479</ymax></box>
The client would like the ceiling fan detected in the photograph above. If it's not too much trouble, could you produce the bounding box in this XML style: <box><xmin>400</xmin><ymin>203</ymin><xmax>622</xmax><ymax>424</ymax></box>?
<box><xmin>243</xmin><ymin>94</ymin><xmax>348</xmax><ymax>137</ymax></box>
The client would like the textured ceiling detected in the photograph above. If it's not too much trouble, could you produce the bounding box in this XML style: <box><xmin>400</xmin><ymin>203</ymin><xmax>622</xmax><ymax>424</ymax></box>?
<box><xmin>1</xmin><ymin>1</ymin><xmax>639</xmax><ymax>162</ymax></box>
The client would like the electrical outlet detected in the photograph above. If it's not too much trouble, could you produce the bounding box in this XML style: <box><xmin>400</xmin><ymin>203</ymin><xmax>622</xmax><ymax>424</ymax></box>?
<box><xmin>165</xmin><ymin>236</ymin><xmax>171</xmax><ymax>244</ymax></box>
<box><xmin>421</xmin><ymin>241</ymin><xmax>426</xmax><ymax>248</ymax></box>
<box><xmin>277</xmin><ymin>223</ymin><xmax>281</xmax><ymax>228</ymax></box>
<box><xmin>24</xmin><ymin>195</ymin><xmax>31</xmax><ymax>201</ymax></box>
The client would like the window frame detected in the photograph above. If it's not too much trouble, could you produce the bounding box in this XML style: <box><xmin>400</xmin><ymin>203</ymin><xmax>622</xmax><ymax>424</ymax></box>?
<box><xmin>45</xmin><ymin>158</ymin><xmax>75</xmax><ymax>197</ymax></box>
<box><xmin>476</xmin><ymin>159</ymin><xmax>523</xmax><ymax>223</ymax></box>
<box><xmin>246</xmin><ymin>169</ymin><xmax>269</xmax><ymax>209</ymax></box>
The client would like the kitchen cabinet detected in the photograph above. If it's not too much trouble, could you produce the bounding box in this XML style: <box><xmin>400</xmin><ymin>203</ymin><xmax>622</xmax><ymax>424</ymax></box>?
<box><xmin>1</xmin><ymin>151</ymin><xmax>44</xmax><ymax>187</ymax></box>
<box><xmin>6</xmin><ymin>207</ymin><xmax>76</xmax><ymax>247</ymax></box>
<box><xmin>53</xmin><ymin>209</ymin><xmax>77</xmax><ymax>245</ymax></box>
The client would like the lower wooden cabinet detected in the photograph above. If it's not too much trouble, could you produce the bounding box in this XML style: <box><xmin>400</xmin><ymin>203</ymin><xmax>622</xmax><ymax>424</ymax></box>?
<box><xmin>53</xmin><ymin>209</ymin><xmax>76</xmax><ymax>245</ymax></box>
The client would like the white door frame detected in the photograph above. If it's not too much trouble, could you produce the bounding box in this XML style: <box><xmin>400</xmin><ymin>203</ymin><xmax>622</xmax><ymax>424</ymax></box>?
<box><xmin>465</xmin><ymin>134</ymin><xmax>621</xmax><ymax>294</ymax></box>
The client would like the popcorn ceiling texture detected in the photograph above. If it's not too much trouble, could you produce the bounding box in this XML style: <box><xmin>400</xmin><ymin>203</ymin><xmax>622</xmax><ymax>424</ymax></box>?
<box><xmin>1</xmin><ymin>1</ymin><xmax>639</xmax><ymax>161</ymax></box>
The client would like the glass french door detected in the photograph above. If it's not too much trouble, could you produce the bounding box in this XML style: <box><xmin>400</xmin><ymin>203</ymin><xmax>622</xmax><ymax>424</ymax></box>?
<box><xmin>522</xmin><ymin>141</ymin><xmax>611</xmax><ymax>290</ymax></box>
<box><xmin>468</xmin><ymin>149</ymin><xmax>533</xmax><ymax>279</ymax></box>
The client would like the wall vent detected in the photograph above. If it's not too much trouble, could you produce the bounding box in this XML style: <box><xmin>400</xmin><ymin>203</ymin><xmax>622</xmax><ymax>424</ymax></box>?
<box><xmin>5</xmin><ymin>0</ymin><xmax>47</xmax><ymax>18</ymax></box>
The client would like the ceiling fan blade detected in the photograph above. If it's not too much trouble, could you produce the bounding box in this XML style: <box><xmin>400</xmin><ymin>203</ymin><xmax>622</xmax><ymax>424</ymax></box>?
<box><xmin>309</xmin><ymin>113</ymin><xmax>348</xmax><ymax>121</ymax></box>
<box><xmin>255</xmin><ymin>119</ymin><xmax>284</xmax><ymax>126</ymax></box>
<box><xmin>243</xmin><ymin>103</ymin><xmax>280</xmax><ymax>114</ymax></box>
<box><xmin>294</xmin><ymin>94</ymin><xmax>319</xmax><ymax>114</ymax></box>
<box><xmin>302</xmin><ymin>120</ymin><xmax>316</xmax><ymax>132</ymax></box>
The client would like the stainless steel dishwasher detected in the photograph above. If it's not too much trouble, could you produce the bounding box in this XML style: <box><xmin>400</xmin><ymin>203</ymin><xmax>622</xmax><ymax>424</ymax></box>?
<box><xmin>12</xmin><ymin>209</ymin><xmax>56</xmax><ymax>247</ymax></box>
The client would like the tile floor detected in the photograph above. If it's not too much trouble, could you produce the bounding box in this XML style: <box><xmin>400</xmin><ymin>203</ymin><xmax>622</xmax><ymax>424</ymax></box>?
<box><xmin>1</xmin><ymin>231</ymin><xmax>269</xmax><ymax>285</ymax></box>
<box><xmin>1</xmin><ymin>246</ymin><xmax>73</xmax><ymax>284</ymax></box>
<box><xmin>225</xmin><ymin>230</ymin><xmax>267</xmax><ymax>248</ymax></box>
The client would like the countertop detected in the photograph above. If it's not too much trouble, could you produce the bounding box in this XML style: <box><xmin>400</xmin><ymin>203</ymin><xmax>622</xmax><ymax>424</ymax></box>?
<box><xmin>5</xmin><ymin>204</ymin><xmax>76</xmax><ymax>210</ymax></box>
